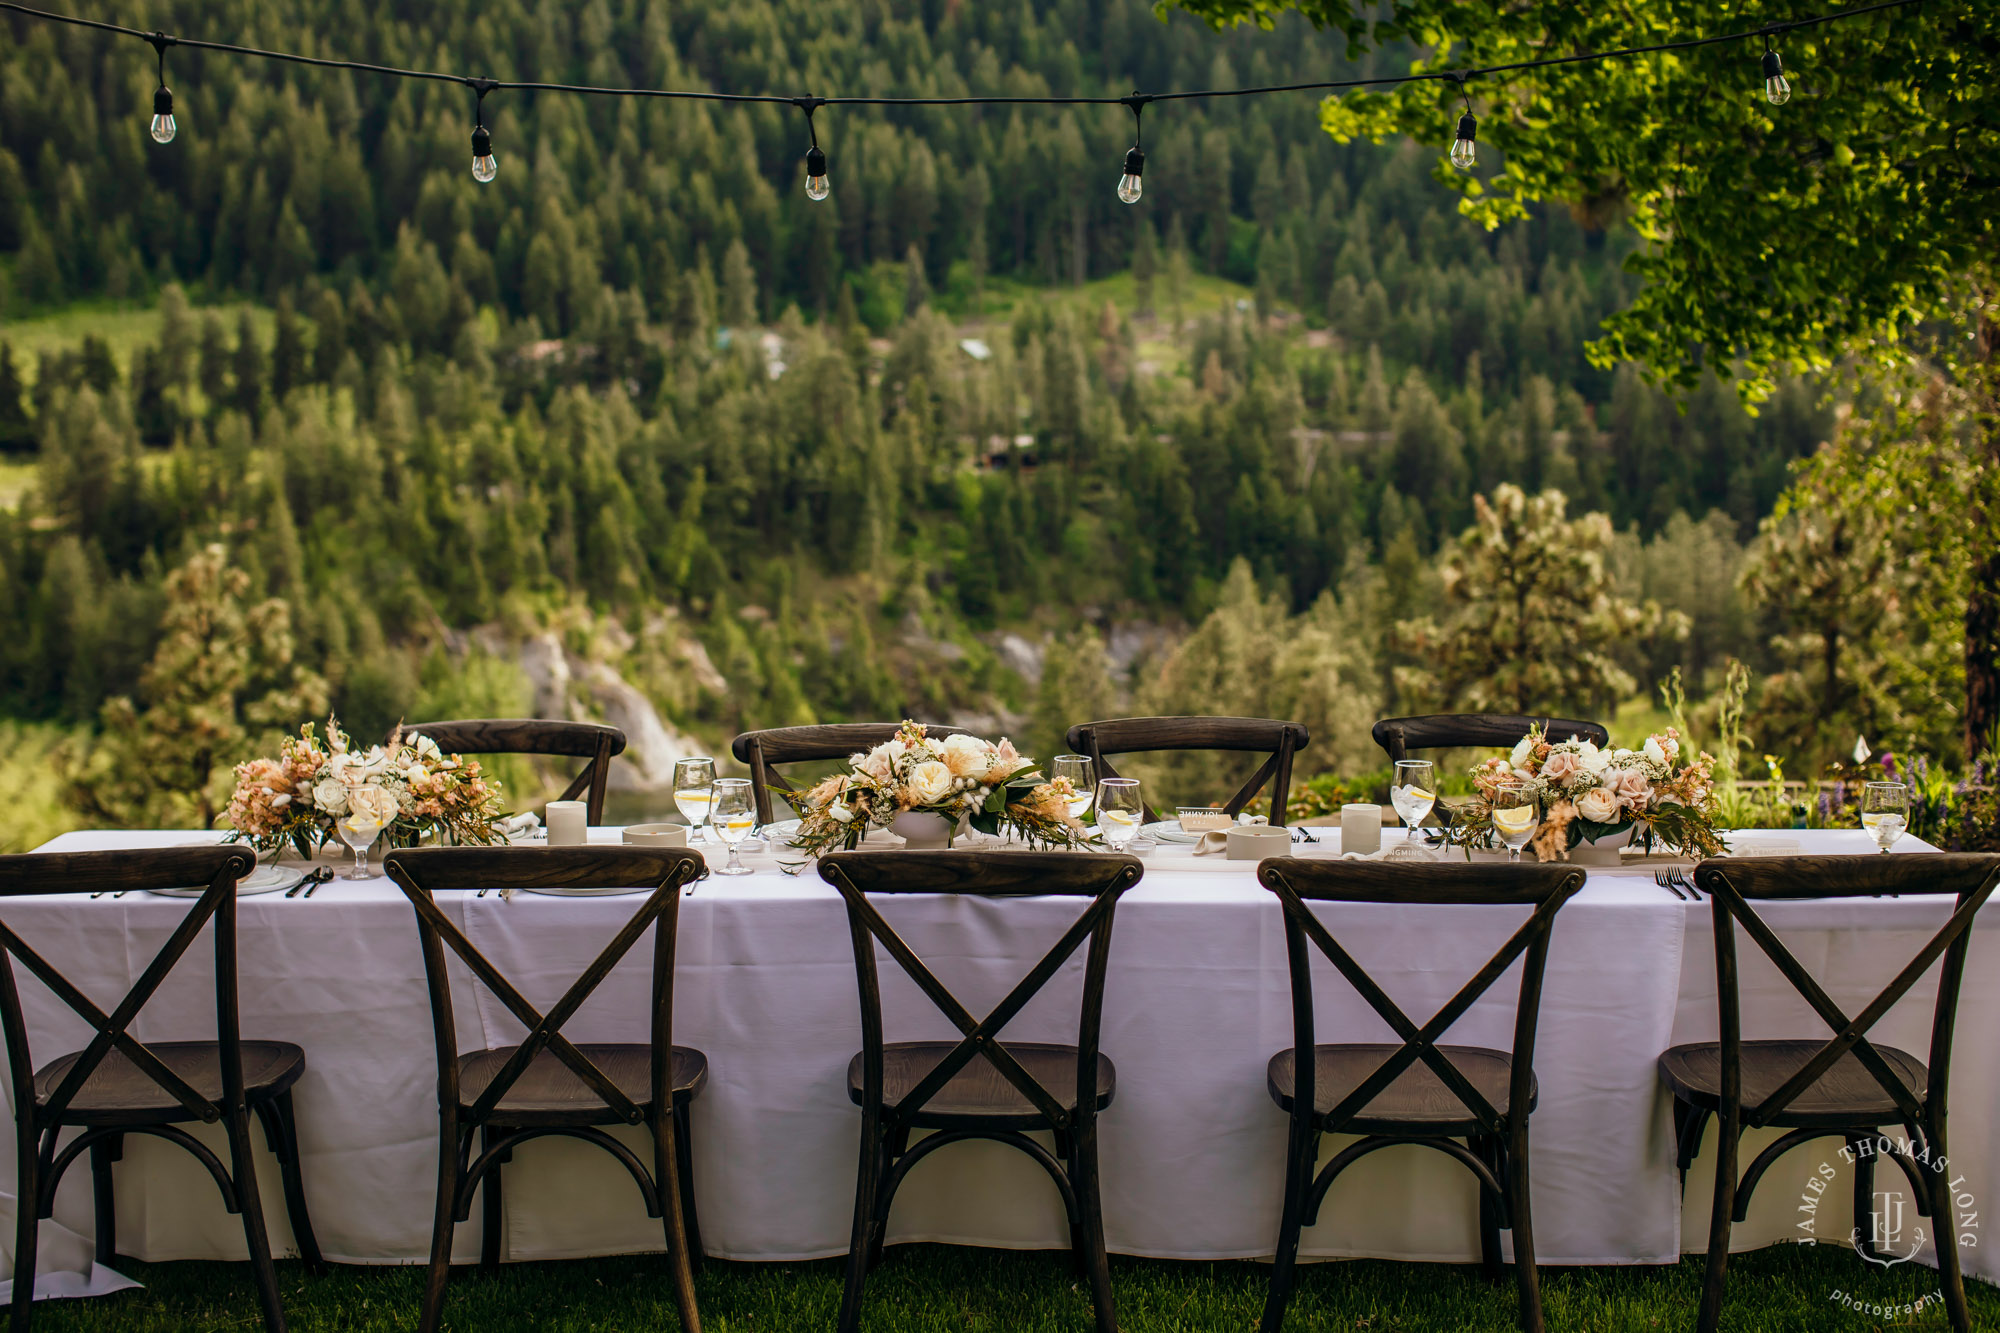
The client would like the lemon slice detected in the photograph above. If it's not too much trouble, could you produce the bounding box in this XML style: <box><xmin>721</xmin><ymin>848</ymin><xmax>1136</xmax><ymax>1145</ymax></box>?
<box><xmin>1401</xmin><ymin>786</ymin><xmax>1434</xmax><ymax>803</ymax></box>
<box><xmin>1492</xmin><ymin>805</ymin><xmax>1537</xmax><ymax>834</ymax></box>
<box><xmin>1101</xmin><ymin>810</ymin><xmax>1138</xmax><ymax>827</ymax></box>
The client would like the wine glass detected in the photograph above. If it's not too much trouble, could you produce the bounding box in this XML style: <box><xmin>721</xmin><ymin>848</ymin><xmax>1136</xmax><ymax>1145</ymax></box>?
<box><xmin>1052</xmin><ymin>755</ymin><xmax>1096</xmax><ymax>819</ymax></box>
<box><xmin>1391</xmin><ymin>760</ymin><xmax>1437</xmax><ymax>843</ymax></box>
<box><xmin>1491</xmin><ymin>780</ymin><xmax>1540</xmax><ymax>864</ymax></box>
<box><xmin>1861</xmin><ymin>781</ymin><xmax>1909</xmax><ymax>854</ymax></box>
<box><xmin>673</xmin><ymin>757</ymin><xmax>716</xmax><ymax>844</ymax></box>
<box><xmin>1095</xmin><ymin>778</ymin><xmax>1144</xmax><ymax>850</ymax></box>
<box><xmin>336</xmin><ymin>805</ymin><xmax>385</xmax><ymax>880</ymax></box>
<box><xmin>711</xmin><ymin>778</ymin><xmax>756</xmax><ymax>875</ymax></box>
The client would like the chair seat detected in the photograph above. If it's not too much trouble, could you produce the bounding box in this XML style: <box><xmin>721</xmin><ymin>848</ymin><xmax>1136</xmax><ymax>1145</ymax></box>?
<box><xmin>34</xmin><ymin>1040</ymin><xmax>305</xmax><ymax>1125</ymax></box>
<box><xmin>847</xmin><ymin>1041</ymin><xmax>1114</xmax><ymax>1130</ymax></box>
<box><xmin>1658</xmin><ymin>1040</ymin><xmax>1929</xmax><ymax>1128</ymax></box>
<box><xmin>1268</xmin><ymin>1044</ymin><xmax>1534</xmax><ymax>1136</ymax></box>
<box><xmin>459</xmin><ymin>1043</ymin><xmax>707</xmax><ymax>1126</ymax></box>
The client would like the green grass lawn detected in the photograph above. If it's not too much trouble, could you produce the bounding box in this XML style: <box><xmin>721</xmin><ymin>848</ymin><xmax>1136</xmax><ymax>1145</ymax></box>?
<box><xmin>0</xmin><ymin>300</ymin><xmax>275</xmax><ymax>386</ymax></box>
<box><xmin>25</xmin><ymin>1244</ymin><xmax>1991</xmax><ymax>1332</ymax></box>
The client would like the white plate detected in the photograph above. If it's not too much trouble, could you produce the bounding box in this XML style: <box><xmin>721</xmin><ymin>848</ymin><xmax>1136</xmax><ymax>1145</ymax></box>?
<box><xmin>151</xmin><ymin>865</ymin><xmax>302</xmax><ymax>898</ymax></box>
<box><xmin>1148</xmin><ymin>819</ymin><xmax>1201</xmax><ymax>845</ymax></box>
<box><xmin>764</xmin><ymin>819</ymin><xmax>803</xmax><ymax>843</ymax></box>
<box><xmin>519</xmin><ymin>883</ymin><xmax>656</xmax><ymax>897</ymax></box>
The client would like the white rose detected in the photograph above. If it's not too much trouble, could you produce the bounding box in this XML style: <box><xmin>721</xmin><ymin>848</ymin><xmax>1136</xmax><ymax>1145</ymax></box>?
<box><xmin>1577</xmin><ymin>741</ymin><xmax>1610</xmax><ymax>775</ymax></box>
<box><xmin>1509</xmin><ymin>737</ymin><xmax>1533</xmax><ymax>767</ymax></box>
<box><xmin>1642</xmin><ymin>738</ymin><xmax>1667</xmax><ymax>766</ymax></box>
<box><xmin>941</xmin><ymin>733</ymin><xmax>994</xmax><ymax>778</ymax></box>
<box><xmin>1575</xmin><ymin>787</ymin><xmax>1621</xmax><ymax>823</ymax></box>
<box><xmin>856</xmin><ymin>744</ymin><xmax>896</xmax><ymax>782</ymax></box>
<box><xmin>312</xmin><ymin>776</ymin><xmax>350</xmax><ymax>815</ymax></box>
<box><xmin>345</xmin><ymin>784</ymin><xmax>400</xmax><ymax>829</ymax></box>
<box><xmin>829</xmin><ymin>800</ymin><xmax>854</xmax><ymax>824</ymax></box>
<box><xmin>908</xmin><ymin>761</ymin><xmax>955</xmax><ymax>805</ymax></box>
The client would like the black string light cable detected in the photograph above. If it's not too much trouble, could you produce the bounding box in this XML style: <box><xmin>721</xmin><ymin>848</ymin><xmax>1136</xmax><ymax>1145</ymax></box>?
<box><xmin>0</xmin><ymin>0</ymin><xmax>1925</xmax><ymax>198</ymax></box>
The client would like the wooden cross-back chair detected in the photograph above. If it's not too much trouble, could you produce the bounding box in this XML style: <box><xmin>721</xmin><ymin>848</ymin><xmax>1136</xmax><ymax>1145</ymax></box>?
<box><xmin>1256</xmin><ymin>859</ymin><xmax>1586</xmax><ymax>1333</ymax></box>
<box><xmin>1371</xmin><ymin>714</ymin><xmax>1609</xmax><ymax>768</ymax></box>
<box><xmin>817</xmin><ymin>850</ymin><xmax>1145</xmax><ymax>1333</ymax></box>
<box><xmin>383</xmin><ymin>846</ymin><xmax>710</xmax><ymax>1333</ymax></box>
<box><xmin>1662</xmin><ymin>854</ymin><xmax>2000</xmax><ymax>1333</ymax></box>
<box><xmin>731</xmin><ymin>723</ymin><xmax>971</xmax><ymax>826</ymax></box>
<box><xmin>1064</xmin><ymin>716</ymin><xmax>1309</xmax><ymax>826</ymax></box>
<box><xmin>0</xmin><ymin>846</ymin><xmax>324</xmax><ymax>1333</ymax></box>
<box><xmin>397</xmin><ymin>720</ymin><xmax>626</xmax><ymax>824</ymax></box>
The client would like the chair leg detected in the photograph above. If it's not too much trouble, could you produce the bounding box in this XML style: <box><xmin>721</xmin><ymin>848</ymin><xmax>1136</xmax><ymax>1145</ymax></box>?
<box><xmin>1927</xmin><ymin>1123</ymin><xmax>1971</xmax><ymax>1333</ymax></box>
<box><xmin>12</xmin><ymin>1124</ymin><xmax>41</xmax><ymax>1333</ymax></box>
<box><xmin>222</xmin><ymin>1105</ymin><xmax>288</xmax><ymax>1333</ymax></box>
<box><xmin>1696</xmin><ymin>1104</ymin><xmax>1740</xmax><ymax>1333</ymax></box>
<box><xmin>867</xmin><ymin>1124</ymin><xmax>909</xmax><ymax>1273</ymax></box>
<box><xmin>418</xmin><ymin>1120</ymin><xmax>463</xmax><ymax>1333</ymax></box>
<box><xmin>88</xmin><ymin>1136</ymin><xmax>118</xmax><ymax>1268</ymax></box>
<box><xmin>258</xmin><ymin>1094</ymin><xmax>325</xmax><ymax>1275</ymax></box>
<box><xmin>673</xmin><ymin>1098</ymin><xmax>703</xmax><ymax>1271</ymax></box>
<box><xmin>838</xmin><ymin>1112</ymin><xmax>887</xmax><ymax>1333</ymax></box>
<box><xmin>1069</xmin><ymin>1117</ymin><xmax>1117</xmax><ymax>1333</ymax></box>
<box><xmin>479</xmin><ymin>1125</ymin><xmax>505</xmax><ymax>1271</ymax></box>
<box><xmin>1260</xmin><ymin>1113</ymin><xmax>1315</xmax><ymax>1333</ymax></box>
<box><xmin>1472</xmin><ymin>1134</ymin><xmax>1502</xmax><ymax>1283</ymax></box>
<box><xmin>1847</xmin><ymin>1135</ymin><xmax>1876</xmax><ymax>1263</ymax></box>
<box><xmin>1505</xmin><ymin>1126</ymin><xmax>1543</xmax><ymax>1333</ymax></box>
<box><xmin>651</xmin><ymin>1108</ymin><xmax>702</xmax><ymax>1333</ymax></box>
<box><xmin>1054</xmin><ymin>1127</ymin><xmax>1088</xmax><ymax>1278</ymax></box>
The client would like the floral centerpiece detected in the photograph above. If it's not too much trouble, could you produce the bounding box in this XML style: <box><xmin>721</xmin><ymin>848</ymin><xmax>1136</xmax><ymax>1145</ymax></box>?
<box><xmin>785</xmin><ymin>721</ymin><xmax>1093</xmax><ymax>860</ymax></box>
<box><xmin>1451</xmin><ymin>724</ymin><xmax>1727</xmax><ymax>862</ymax></box>
<box><xmin>224</xmin><ymin>719</ymin><xmax>509</xmax><ymax>859</ymax></box>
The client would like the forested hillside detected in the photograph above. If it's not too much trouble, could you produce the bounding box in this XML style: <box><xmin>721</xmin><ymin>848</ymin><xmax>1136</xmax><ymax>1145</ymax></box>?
<box><xmin>0</xmin><ymin>0</ymin><xmax>1922</xmax><ymax>841</ymax></box>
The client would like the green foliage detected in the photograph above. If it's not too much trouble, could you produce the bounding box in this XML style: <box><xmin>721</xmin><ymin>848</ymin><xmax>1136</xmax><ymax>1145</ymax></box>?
<box><xmin>1740</xmin><ymin>379</ymin><xmax>1974</xmax><ymax>766</ymax></box>
<box><xmin>61</xmin><ymin>544</ymin><xmax>329</xmax><ymax>829</ymax></box>
<box><xmin>1395</xmin><ymin>484</ymin><xmax>1680</xmax><ymax>717</ymax></box>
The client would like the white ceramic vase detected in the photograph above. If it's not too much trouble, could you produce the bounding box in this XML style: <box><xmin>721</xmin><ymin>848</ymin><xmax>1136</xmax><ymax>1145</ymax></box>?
<box><xmin>1568</xmin><ymin>824</ymin><xmax>1634</xmax><ymax>866</ymax></box>
<box><xmin>889</xmin><ymin>811</ymin><xmax>955</xmax><ymax>850</ymax></box>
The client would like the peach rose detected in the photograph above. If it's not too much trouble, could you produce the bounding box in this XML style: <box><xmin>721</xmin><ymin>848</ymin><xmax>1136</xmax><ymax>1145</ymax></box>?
<box><xmin>941</xmin><ymin>733</ymin><xmax>994</xmax><ymax>778</ymax></box>
<box><xmin>1574</xmin><ymin>787</ymin><xmax>1620</xmax><ymax>824</ymax></box>
<box><xmin>1542</xmin><ymin>750</ymin><xmax>1582</xmax><ymax>783</ymax></box>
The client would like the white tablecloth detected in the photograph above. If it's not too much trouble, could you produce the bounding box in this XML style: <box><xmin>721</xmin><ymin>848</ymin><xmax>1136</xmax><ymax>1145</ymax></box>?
<box><xmin>3</xmin><ymin>828</ymin><xmax>1995</xmax><ymax>1298</ymax></box>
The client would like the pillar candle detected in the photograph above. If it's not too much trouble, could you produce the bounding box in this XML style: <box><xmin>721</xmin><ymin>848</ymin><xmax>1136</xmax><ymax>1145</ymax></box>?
<box><xmin>546</xmin><ymin>800</ymin><xmax>588</xmax><ymax>847</ymax></box>
<box><xmin>1340</xmin><ymin>803</ymin><xmax>1382</xmax><ymax>855</ymax></box>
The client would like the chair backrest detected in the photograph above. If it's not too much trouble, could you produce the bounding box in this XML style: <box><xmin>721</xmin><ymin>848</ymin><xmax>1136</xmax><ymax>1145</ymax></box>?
<box><xmin>1693</xmin><ymin>854</ymin><xmax>2000</xmax><ymax>1129</ymax></box>
<box><xmin>0</xmin><ymin>846</ymin><xmax>256</xmax><ymax>1134</ymax></box>
<box><xmin>1064</xmin><ymin>716</ymin><xmax>1308</xmax><ymax>826</ymax></box>
<box><xmin>398</xmin><ymin>719</ymin><xmax>626</xmax><ymax>823</ymax></box>
<box><xmin>384</xmin><ymin>846</ymin><xmax>706</xmax><ymax>1129</ymax></box>
<box><xmin>818</xmin><ymin>850</ymin><xmax>1143</xmax><ymax>1134</ymax></box>
<box><xmin>731</xmin><ymin>722</ymin><xmax>972</xmax><ymax>826</ymax></box>
<box><xmin>1257</xmin><ymin>859</ymin><xmax>1585</xmax><ymax>1137</ymax></box>
<box><xmin>1371</xmin><ymin>714</ymin><xmax>1609</xmax><ymax>768</ymax></box>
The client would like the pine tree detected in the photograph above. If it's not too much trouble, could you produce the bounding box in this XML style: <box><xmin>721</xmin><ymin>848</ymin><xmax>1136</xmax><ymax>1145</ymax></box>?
<box><xmin>721</xmin><ymin>238</ymin><xmax>759</xmax><ymax>328</ymax></box>
<box><xmin>231</xmin><ymin>311</ymin><xmax>266</xmax><ymax>423</ymax></box>
<box><xmin>0</xmin><ymin>342</ymin><xmax>31</xmax><ymax>452</ymax></box>
<box><xmin>270</xmin><ymin>294</ymin><xmax>308</xmax><ymax>402</ymax></box>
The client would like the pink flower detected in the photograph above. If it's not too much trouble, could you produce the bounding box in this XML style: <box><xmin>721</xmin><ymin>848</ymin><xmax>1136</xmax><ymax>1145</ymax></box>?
<box><xmin>1609</xmin><ymin>768</ymin><xmax>1652</xmax><ymax>811</ymax></box>
<box><xmin>1542</xmin><ymin>750</ymin><xmax>1581</xmax><ymax>783</ymax></box>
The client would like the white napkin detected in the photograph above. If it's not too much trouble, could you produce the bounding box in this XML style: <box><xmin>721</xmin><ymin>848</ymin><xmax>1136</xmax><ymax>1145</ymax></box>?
<box><xmin>1191</xmin><ymin>813</ymin><xmax>1270</xmax><ymax>856</ymax></box>
<box><xmin>498</xmin><ymin>812</ymin><xmax>542</xmax><ymax>842</ymax></box>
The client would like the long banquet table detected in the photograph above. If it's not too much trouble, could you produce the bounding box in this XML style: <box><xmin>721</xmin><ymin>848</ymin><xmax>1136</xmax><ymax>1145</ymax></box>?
<box><xmin>4</xmin><ymin>826</ymin><xmax>1996</xmax><ymax>1300</ymax></box>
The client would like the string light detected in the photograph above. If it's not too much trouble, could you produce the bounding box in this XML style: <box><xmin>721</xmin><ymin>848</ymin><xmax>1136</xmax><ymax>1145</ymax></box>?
<box><xmin>0</xmin><ymin>0</ymin><xmax>1915</xmax><ymax>186</ymax></box>
<box><xmin>469</xmin><ymin>78</ymin><xmax>497</xmax><ymax>182</ymax></box>
<box><xmin>1117</xmin><ymin>96</ymin><xmax>1148</xmax><ymax>204</ymax></box>
<box><xmin>145</xmin><ymin>31</ymin><xmax>174</xmax><ymax>143</ymax></box>
<box><xmin>798</xmin><ymin>98</ymin><xmax>829</xmax><ymax>201</ymax></box>
<box><xmin>1449</xmin><ymin>78</ymin><xmax>1476</xmax><ymax>170</ymax></box>
<box><xmin>1762</xmin><ymin>37</ymin><xmax>1791</xmax><ymax>105</ymax></box>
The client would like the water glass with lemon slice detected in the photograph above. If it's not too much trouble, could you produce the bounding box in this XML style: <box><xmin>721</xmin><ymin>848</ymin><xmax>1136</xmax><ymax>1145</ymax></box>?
<box><xmin>673</xmin><ymin>757</ymin><xmax>716</xmax><ymax>844</ymax></box>
<box><xmin>1095</xmin><ymin>778</ymin><xmax>1144</xmax><ymax>850</ymax></box>
<box><xmin>1391</xmin><ymin>760</ymin><xmax>1436</xmax><ymax>843</ymax></box>
<box><xmin>1491</xmin><ymin>780</ymin><xmax>1540</xmax><ymax>863</ymax></box>
<box><xmin>711</xmin><ymin>778</ymin><xmax>756</xmax><ymax>875</ymax></box>
<box><xmin>1861</xmin><ymin>781</ymin><xmax>1909</xmax><ymax>854</ymax></box>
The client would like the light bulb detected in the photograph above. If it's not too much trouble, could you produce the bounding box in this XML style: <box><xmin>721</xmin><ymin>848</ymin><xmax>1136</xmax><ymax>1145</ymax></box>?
<box><xmin>150</xmin><ymin>87</ymin><xmax>176</xmax><ymax>144</ymax></box>
<box><xmin>1450</xmin><ymin>112</ymin><xmax>1477</xmax><ymax>170</ymax></box>
<box><xmin>1762</xmin><ymin>50</ymin><xmax>1790</xmax><ymax>105</ymax></box>
<box><xmin>804</xmin><ymin>145</ymin><xmax>829</xmax><ymax>201</ymax></box>
<box><xmin>1117</xmin><ymin>146</ymin><xmax>1144</xmax><ymax>204</ymax></box>
<box><xmin>471</xmin><ymin>125</ymin><xmax>497</xmax><ymax>182</ymax></box>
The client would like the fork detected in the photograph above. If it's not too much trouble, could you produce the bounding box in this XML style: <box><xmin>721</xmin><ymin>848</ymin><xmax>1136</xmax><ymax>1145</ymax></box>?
<box><xmin>1668</xmin><ymin>867</ymin><xmax>1703</xmax><ymax>900</ymax></box>
<box><xmin>1653</xmin><ymin>869</ymin><xmax>1688</xmax><ymax>901</ymax></box>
